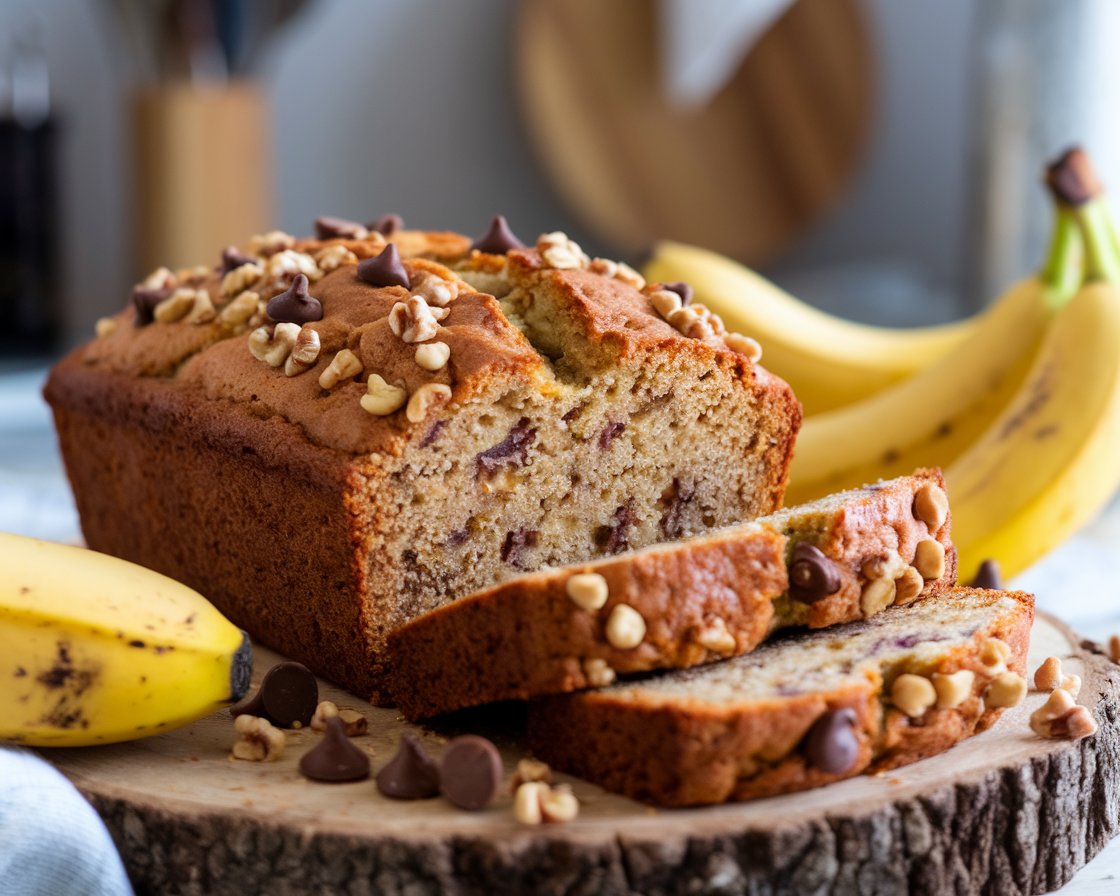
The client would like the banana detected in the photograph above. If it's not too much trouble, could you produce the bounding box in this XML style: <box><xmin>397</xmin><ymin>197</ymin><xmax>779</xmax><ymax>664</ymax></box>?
<box><xmin>0</xmin><ymin>533</ymin><xmax>251</xmax><ymax>747</ymax></box>
<box><xmin>782</xmin><ymin>200</ymin><xmax>1082</xmax><ymax>507</ymax></box>
<box><xmin>949</xmin><ymin>165</ymin><xmax>1120</xmax><ymax>581</ymax></box>
<box><xmin>643</xmin><ymin>241</ymin><xmax>974</xmax><ymax>413</ymax></box>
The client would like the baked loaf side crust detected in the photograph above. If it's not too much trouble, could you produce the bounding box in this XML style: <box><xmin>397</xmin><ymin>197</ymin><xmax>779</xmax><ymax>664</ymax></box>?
<box><xmin>45</xmin><ymin>227</ymin><xmax>800</xmax><ymax>703</ymax></box>
<box><xmin>388</xmin><ymin>470</ymin><xmax>956</xmax><ymax>719</ymax></box>
<box><xmin>527</xmin><ymin>589</ymin><xmax>1034</xmax><ymax>807</ymax></box>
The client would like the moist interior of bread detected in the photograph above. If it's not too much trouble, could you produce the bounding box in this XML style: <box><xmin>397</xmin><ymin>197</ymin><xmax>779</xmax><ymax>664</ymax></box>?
<box><xmin>601</xmin><ymin>591</ymin><xmax>1015</xmax><ymax>705</ymax></box>
<box><xmin>369</xmin><ymin>267</ymin><xmax>782</xmax><ymax>632</ymax></box>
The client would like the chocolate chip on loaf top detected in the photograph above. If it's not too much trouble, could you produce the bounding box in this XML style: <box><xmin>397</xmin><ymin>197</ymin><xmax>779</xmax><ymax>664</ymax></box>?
<box><xmin>48</xmin><ymin>217</ymin><xmax>800</xmax><ymax>702</ymax></box>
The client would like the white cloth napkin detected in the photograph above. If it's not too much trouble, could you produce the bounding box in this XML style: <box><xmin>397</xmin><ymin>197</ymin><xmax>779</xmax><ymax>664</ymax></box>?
<box><xmin>658</xmin><ymin>0</ymin><xmax>795</xmax><ymax>108</ymax></box>
<box><xmin>0</xmin><ymin>748</ymin><xmax>133</xmax><ymax>896</ymax></box>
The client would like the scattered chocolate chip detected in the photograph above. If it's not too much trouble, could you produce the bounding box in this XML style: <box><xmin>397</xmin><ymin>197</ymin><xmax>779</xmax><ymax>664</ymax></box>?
<box><xmin>802</xmin><ymin>708</ymin><xmax>859</xmax><ymax>774</ymax></box>
<box><xmin>298</xmin><ymin>716</ymin><xmax>371</xmax><ymax>783</ymax></box>
<box><xmin>315</xmin><ymin>215</ymin><xmax>367</xmax><ymax>240</ymax></box>
<box><xmin>420</xmin><ymin>420</ymin><xmax>445</xmax><ymax>449</ymax></box>
<box><xmin>596</xmin><ymin>502</ymin><xmax>635</xmax><ymax>555</ymax></box>
<box><xmin>501</xmin><ymin>527</ymin><xmax>539</xmax><ymax>568</ymax></box>
<box><xmin>367</xmin><ymin>213</ymin><xmax>403</xmax><ymax>236</ymax></box>
<box><xmin>132</xmin><ymin>287</ymin><xmax>172</xmax><ymax>325</ymax></box>
<box><xmin>658</xmin><ymin>478</ymin><xmax>695</xmax><ymax>540</ymax></box>
<box><xmin>788</xmin><ymin>543</ymin><xmax>842</xmax><ymax>604</ymax></box>
<box><xmin>356</xmin><ymin>243</ymin><xmax>410</xmax><ymax>290</ymax></box>
<box><xmin>232</xmin><ymin>661</ymin><xmax>318</xmax><ymax>729</ymax></box>
<box><xmin>440</xmin><ymin>735</ymin><xmax>503</xmax><ymax>811</ymax></box>
<box><xmin>376</xmin><ymin>733</ymin><xmax>441</xmax><ymax>799</ymax></box>
<box><xmin>662</xmin><ymin>281</ymin><xmax>693</xmax><ymax>304</ymax></box>
<box><xmin>598</xmin><ymin>421</ymin><xmax>626</xmax><ymax>451</ymax></box>
<box><xmin>266</xmin><ymin>274</ymin><xmax>323</xmax><ymax>324</ymax></box>
<box><xmin>470</xmin><ymin>215</ymin><xmax>525</xmax><ymax>254</ymax></box>
<box><xmin>476</xmin><ymin>418</ymin><xmax>537</xmax><ymax>477</ymax></box>
<box><xmin>968</xmin><ymin>559</ymin><xmax>1003</xmax><ymax>590</ymax></box>
<box><xmin>221</xmin><ymin>246</ymin><xmax>259</xmax><ymax>274</ymax></box>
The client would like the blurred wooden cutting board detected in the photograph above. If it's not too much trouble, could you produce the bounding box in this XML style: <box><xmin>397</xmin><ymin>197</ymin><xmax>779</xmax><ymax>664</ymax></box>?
<box><xmin>515</xmin><ymin>0</ymin><xmax>873</xmax><ymax>264</ymax></box>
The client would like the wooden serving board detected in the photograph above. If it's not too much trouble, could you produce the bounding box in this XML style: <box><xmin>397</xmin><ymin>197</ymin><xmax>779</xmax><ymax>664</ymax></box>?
<box><xmin>40</xmin><ymin>614</ymin><xmax>1120</xmax><ymax>896</ymax></box>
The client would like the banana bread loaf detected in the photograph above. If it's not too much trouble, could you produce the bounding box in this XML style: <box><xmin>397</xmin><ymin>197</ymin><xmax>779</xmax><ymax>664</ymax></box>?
<box><xmin>44</xmin><ymin>219</ymin><xmax>800</xmax><ymax>703</ymax></box>
<box><xmin>527</xmin><ymin>588</ymin><xmax>1034</xmax><ymax>807</ymax></box>
<box><xmin>389</xmin><ymin>470</ymin><xmax>956</xmax><ymax>719</ymax></box>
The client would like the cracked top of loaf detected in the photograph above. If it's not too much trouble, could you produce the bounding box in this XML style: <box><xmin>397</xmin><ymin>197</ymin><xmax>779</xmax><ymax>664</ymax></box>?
<box><xmin>64</xmin><ymin>217</ymin><xmax>786</xmax><ymax>459</ymax></box>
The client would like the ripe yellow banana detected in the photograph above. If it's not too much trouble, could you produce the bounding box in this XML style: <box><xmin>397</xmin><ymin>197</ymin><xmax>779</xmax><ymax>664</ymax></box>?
<box><xmin>0</xmin><ymin>533</ymin><xmax>251</xmax><ymax>747</ymax></box>
<box><xmin>949</xmin><ymin>183</ymin><xmax>1120</xmax><ymax>580</ymax></box>
<box><xmin>642</xmin><ymin>241</ymin><xmax>973</xmax><ymax>413</ymax></box>
<box><xmin>783</xmin><ymin>204</ymin><xmax>1081</xmax><ymax>507</ymax></box>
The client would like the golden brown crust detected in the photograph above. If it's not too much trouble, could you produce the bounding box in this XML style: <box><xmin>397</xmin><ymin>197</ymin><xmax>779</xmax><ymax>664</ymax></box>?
<box><xmin>526</xmin><ymin>590</ymin><xmax>1034</xmax><ymax>807</ymax></box>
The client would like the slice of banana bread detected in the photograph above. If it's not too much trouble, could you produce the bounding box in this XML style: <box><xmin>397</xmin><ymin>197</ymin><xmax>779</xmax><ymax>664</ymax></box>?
<box><xmin>44</xmin><ymin>223</ymin><xmax>800</xmax><ymax>703</ymax></box>
<box><xmin>388</xmin><ymin>470</ymin><xmax>955</xmax><ymax>718</ymax></box>
<box><xmin>527</xmin><ymin>588</ymin><xmax>1034</xmax><ymax>807</ymax></box>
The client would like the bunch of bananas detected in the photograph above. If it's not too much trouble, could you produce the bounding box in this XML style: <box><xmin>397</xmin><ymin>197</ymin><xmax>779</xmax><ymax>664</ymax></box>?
<box><xmin>645</xmin><ymin>147</ymin><xmax>1120</xmax><ymax>583</ymax></box>
<box><xmin>0</xmin><ymin>533</ymin><xmax>251</xmax><ymax>746</ymax></box>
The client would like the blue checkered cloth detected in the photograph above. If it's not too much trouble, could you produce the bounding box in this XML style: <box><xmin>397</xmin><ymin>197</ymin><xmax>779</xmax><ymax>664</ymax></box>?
<box><xmin>0</xmin><ymin>748</ymin><xmax>133</xmax><ymax>896</ymax></box>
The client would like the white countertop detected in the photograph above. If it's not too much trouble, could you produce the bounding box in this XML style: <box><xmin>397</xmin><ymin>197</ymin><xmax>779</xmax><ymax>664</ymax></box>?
<box><xmin>2</xmin><ymin>364</ymin><xmax>1118</xmax><ymax>894</ymax></box>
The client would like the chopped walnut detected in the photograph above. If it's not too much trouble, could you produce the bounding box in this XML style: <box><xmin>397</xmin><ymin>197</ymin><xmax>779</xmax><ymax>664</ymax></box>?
<box><xmin>248</xmin><ymin>322</ymin><xmax>300</xmax><ymax>367</ymax></box>
<box><xmin>315</xmin><ymin>243</ymin><xmax>359</xmax><ymax>273</ymax></box>
<box><xmin>405</xmin><ymin>383</ymin><xmax>451</xmax><ymax>423</ymax></box>
<box><xmin>613</xmin><ymin>261</ymin><xmax>645</xmax><ymax>290</ymax></box>
<box><xmin>583</xmin><ymin>657</ymin><xmax>616</xmax><ymax>687</ymax></box>
<box><xmin>309</xmin><ymin>700</ymin><xmax>367</xmax><ymax>736</ymax></box>
<box><xmin>360</xmin><ymin>374</ymin><xmax>407</xmax><ymax>416</ymax></box>
<box><xmin>249</xmin><ymin>230</ymin><xmax>295</xmax><ymax>256</ymax></box>
<box><xmin>265</xmin><ymin>249</ymin><xmax>323</xmax><ymax>285</ymax></box>
<box><xmin>389</xmin><ymin>295</ymin><xmax>442</xmax><ymax>343</ymax></box>
<box><xmin>140</xmin><ymin>266</ymin><xmax>175</xmax><ymax>291</ymax></box>
<box><xmin>231</xmin><ymin>714</ymin><xmax>285</xmax><ymax>761</ymax></box>
<box><xmin>153</xmin><ymin>288</ymin><xmax>197</xmax><ymax>323</ymax></box>
<box><xmin>589</xmin><ymin>257</ymin><xmax>618</xmax><ymax>277</ymax></box>
<box><xmin>414</xmin><ymin>342</ymin><xmax>451</xmax><ymax>372</ymax></box>
<box><xmin>510</xmin><ymin>758</ymin><xmax>552</xmax><ymax>790</ymax></box>
<box><xmin>284</xmin><ymin>325</ymin><xmax>321</xmax><ymax>376</ymax></box>
<box><xmin>537</xmin><ymin>231</ymin><xmax>589</xmax><ymax>270</ymax></box>
<box><xmin>724</xmin><ymin>332</ymin><xmax>763</xmax><ymax>362</ymax></box>
<box><xmin>648</xmin><ymin>289</ymin><xmax>683</xmax><ymax>320</ymax></box>
<box><xmin>184</xmin><ymin>290</ymin><xmax>216</xmax><ymax>324</ymax></box>
<box><xmin>513</xmin><ymin>781</ymin><xmax>579</xmax><ymax>825</ymax></box>
<box><xmin>411</xmin><ymin>270</ymin><xmax>459</xmax><ymax>307</ymax></box>
<box><xmin>219</xmin><ymin>291</ymin><xmax>262</xmax><ymax>328</ymax></box>
<box><xmin>94</xmin><ymin>317</ymin><xmax>118</xmax><ymax>338</ymax></box>
<box><xmin>696</xmin><ymin>617</ymin><xmax>737</xmax><ymax>655</ymax></box>
<box><xmin>319</xmin><ymin>348</ymin><xmax>363</xmax><ymax>389</ymax></box>
<box><xmin>221</xmin><ymin>262</ymin><xmax>263</xmax><ymax>298</ymax></box>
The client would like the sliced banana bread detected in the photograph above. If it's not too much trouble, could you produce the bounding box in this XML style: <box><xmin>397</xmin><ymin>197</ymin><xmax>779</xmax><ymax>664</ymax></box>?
<box><xmin>527</xmin><ymin>588</ymin><xmax>1033</xmax><ymax>807</ymax></box>
<box><xmin>389</xmin><ymin>470</ymin><xmax>956</xmax><ymax>718</ymax></box>
<box><xmin>44</xmin><ymin>222</ymin><xmax>799</xmax><ymax>703</ymax></box>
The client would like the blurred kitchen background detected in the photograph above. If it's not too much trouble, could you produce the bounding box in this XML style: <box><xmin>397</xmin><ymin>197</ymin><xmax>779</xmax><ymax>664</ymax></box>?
<box><xmin>4</xmin><ymin>0</ymin><xmax>1120</xmax><ymax>356</ymax></box>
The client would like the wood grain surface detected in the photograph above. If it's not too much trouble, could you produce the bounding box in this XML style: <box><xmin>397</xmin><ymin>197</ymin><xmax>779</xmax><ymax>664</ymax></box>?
<box><xmin>39</xmin><ymin>613</ymin><xmax>1120</xmax><ymax>896</ymax></box>
<box><xmin>514</xmin><ymin>0</ymin><xmax>873</xmax><ymax>265</ymax></box>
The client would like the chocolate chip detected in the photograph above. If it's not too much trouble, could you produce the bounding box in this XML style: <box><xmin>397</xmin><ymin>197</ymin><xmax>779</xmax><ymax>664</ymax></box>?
<box><xmin>367</xmin><ymin>214</ymin><xmax>403</xmax><ymax>236</ymax></box>
<box><xmin>500</xmin><ymin>527</ymin><xmax>539</xmax><ymax>569</ymax></box>
<box><xmin>232</xmin><ymin>660</ymin><xmax>318</xmax><ymax>729</ymax></box>
<box><xmin>476</xmin><ymin>418</ymin><xmax>537</xmax><ymax>477</ymax></box>
<box><xmin>298</xmin><ymin>716</ymin><xmax>371</xmax><ymax>783</ymax></box>
<box><xmin>356</xmin><ymin>243</ymin><xmax>410</xmax><ymax>290</ymax></box>
<box><xmin>662</xmin><ymin>281</ymin><xmax>693</xmax><ymax>304</ymax></box>
<box><xmin>470</xmin><ymin>215</ymin><xmax>525</xmax><ymax>254</ymax></box>
<box><xmin>802</xmin><ymin>708</ymin><xmax>859</xmax><ymax>774</ymax></box>
<box><xmin>968</xmin><ymin>559</ymin><xmax>1003</xmax><ymax>590</ymax></box>
<box><xmin>221</xmin><ymin>246</ymin><xmax>259</xmax><ymax>275</ymax></box>
<box><xmin>315</xmin><ymin>216</ymin><xmax>367</xmax><ymax>240</ymax></box>
<box><xmin>266</xmin><ymin>274</ymin><xmax>323</xmax><ymax>325</ymax></box>
<box><xmin>596</xmin><ymin>502</ymin><xmax>635</xmax><ymax>555</ymax></box>
<box><xmin>598</xmin><ymin>421</ymin><xmax>626</xmax><ymax>451</ymax></box>
<box><xmin>376</xmin><ymin>733</ymin><xmax>441</xmax><ymax>799</ymax></box>
<box><xmin>132</xmin><ymin>287</ymin><xmax>172</xmax><ymax>325</ymax></box>
<box><xmin>440</xmin><ymin>735</ymin><xmax>503</xmax><ymax>811</ymax></box>
<box><xmin>788</xmin><ymin>543</ymin><xmax>842</xmax><ymax>604</ymax></box>
<box><xmin>658</xmin><ymin>478</ymin><xmax>695</xmax><ymax>540</ymax></box>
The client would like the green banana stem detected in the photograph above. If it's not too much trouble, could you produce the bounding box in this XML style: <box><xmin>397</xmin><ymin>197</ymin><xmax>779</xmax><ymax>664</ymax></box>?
<box><xmin>1039</xmin><ymin>206</ymin><xmax>1083</xmax><ymax>308</ymax></box>
<box><xmin>1075</xmin><ymin>197</ymin><xmax>1120</xmax><ymax>284</ymax></box>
